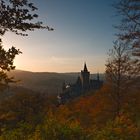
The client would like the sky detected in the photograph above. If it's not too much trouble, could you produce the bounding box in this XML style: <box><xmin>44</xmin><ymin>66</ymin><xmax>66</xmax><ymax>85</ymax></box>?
<box><xmin>3</xmin><ymin>0</ymin><xmax>119</xmax><ymax>73</ymax></box>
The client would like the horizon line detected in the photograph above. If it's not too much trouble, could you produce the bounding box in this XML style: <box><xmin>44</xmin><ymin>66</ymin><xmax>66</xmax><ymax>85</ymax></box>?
<box><xmin>11</xmin><ymin>69</ymin><xmax>105</xmax><ymax>74</ymax></box>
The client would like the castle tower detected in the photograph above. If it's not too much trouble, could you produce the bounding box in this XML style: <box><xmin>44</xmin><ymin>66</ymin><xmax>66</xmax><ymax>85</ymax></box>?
<box><xmin>80</xmin><ymin>63</ymin><xmax>90</xmax><ymax>91</ymax></box>
<box><xmin>97</xmin><ymin>72</ymin><xmax>100</xmax><ymax>81</ymax></box>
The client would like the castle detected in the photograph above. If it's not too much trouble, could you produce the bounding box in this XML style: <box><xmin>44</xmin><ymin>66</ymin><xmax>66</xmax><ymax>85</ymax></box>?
<box><xmin>57</xmin><ymin>63</ymin><xmax>103</xmax><ymax>104</ymax></box>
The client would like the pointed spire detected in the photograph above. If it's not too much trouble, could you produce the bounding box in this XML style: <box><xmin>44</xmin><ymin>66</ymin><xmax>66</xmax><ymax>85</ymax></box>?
<box><xmin>84</xmin><ymin>62</ymin><xmax>88</xmax><ymax>72</ymax></box>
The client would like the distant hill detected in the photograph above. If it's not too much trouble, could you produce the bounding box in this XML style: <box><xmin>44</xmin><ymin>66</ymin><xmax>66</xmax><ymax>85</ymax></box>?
<box><xmin>8</xmin><ymin>70</ymin><xmax>105</xmax><ymax>95</ymax></box>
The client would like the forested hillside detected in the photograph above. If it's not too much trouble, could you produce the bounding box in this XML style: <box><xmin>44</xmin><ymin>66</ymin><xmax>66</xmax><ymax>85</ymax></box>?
<box><xmin>0</xmin><ymin>84</ymin><xmax>139</xmax><ymax>139</ymax></box>
<box><xmin>0</xmin><ymin>0</ymin><xmax>140</xmax><ymax>139</ymax></box>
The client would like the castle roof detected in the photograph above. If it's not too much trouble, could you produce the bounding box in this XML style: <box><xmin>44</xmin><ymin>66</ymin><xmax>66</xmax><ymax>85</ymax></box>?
<box><xmin>84</xmin><ymin>62</ymin><xmax>88</xmax><ymax>72</ymax></box>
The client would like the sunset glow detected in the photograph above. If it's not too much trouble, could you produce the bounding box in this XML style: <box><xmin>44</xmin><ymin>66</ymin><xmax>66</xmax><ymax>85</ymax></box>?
<box><xmin>2</xmin><ymin>0</ymin><xmax>117</xmax><ymax>73</ymax></box>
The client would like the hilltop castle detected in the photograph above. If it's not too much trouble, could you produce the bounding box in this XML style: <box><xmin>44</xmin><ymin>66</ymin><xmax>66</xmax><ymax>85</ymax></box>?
<box><xmin>57</xmin><ymin>63</ymin><xmax>103</xmax><ymax>104</ymax></box>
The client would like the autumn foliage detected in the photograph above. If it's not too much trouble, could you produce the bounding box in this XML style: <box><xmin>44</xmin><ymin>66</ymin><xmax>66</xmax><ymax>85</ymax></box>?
<box><xmin>0</xmin><ymin>83</ymin><xmax>139</xmax><ymax>139</ymax></box>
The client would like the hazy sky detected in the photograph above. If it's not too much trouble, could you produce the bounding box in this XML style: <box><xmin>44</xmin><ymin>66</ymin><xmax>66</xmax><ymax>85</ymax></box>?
<box><xmin>3</xmin><ymin>0</ymin><xmax>118</xmax><ymax>73</ymax></box>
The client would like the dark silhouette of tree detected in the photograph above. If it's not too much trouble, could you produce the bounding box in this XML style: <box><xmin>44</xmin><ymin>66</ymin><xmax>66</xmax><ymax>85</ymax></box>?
<box><xmin>114</xmin><ymin>0</ymin><xmax>140</xmax><ymax>56</ymax></box>
<box><xmin>0</xmin><ymin>40</ymin><xmax>21</xmax><ymax>88</ymax></box>
<box><xmin>0</xmin><ymin>0</ymin><xmax>53</xmax><ymax>36</ymax></box>
<box><xmin>0</xmin><ymin>0</ymin><xmax>53</xmax><ymax>87</ymax></box>
<box><xmin>112</xmin><ymin>1</ymin><xmax>140</xmax><ymax>116</ymax></box>
<box><xmin>105</xmin><ymin>40</ymin><xmax>139</xmax><ymax>117</ymax></box>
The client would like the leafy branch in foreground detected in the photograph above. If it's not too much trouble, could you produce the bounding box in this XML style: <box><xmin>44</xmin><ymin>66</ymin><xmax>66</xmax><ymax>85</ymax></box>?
<box><xmin>0</xmin><ymin>0</ymin><xmax>53</xmax><ymax>36</ymax></box>
<box><xmin>0</xmin><ymin>0</ymin><xmax>53</xmax><ymax>87</ymax></box>
<box><xmin>114</xmin><ymin>0</ymin><xmax>140</xmax><ymax>56</ymax></box>
<box><xmin>0</xmin><ymin>39</ymin><xmax>21</xmax><ymax>87</ymax></box>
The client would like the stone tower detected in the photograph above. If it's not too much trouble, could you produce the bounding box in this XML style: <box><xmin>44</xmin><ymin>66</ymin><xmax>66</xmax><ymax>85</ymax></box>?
<box><xmin>97</xmin><ymin>72</ymin><xmax>100</xmax><ymax>81</ymax></box>
<box><xmin>80</xmin><ymin>63</ymin><xmax>90</xmax><ymax>91</ymax></box>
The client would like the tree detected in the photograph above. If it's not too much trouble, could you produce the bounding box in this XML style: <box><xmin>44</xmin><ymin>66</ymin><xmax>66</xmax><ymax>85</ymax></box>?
<box><xmin>0</xmin><ymin>0</ymin><xmax>53</xmax><ymax>36</ymax></box>
<box><xmin>114</xmin><ymin>0</ymin><xmax>140</xmax><ymax>56</ymax></box>
<box><xmin>105</xmin><ymin>40</ymin><xmax>139</xmax><ymax>117</ymax></box>
<box><xmin>0</xmin><ymin>0</ymin><xmax>53</xmax><ymax>87</ymax></box>
<box><xmin>0</xmin><ymin>92</ymin><xmax>47</xmax><ymax>134</ymax></box>
<box><xmin>94</xmin><ymin>114</ymin><xmax>139</xmax><ymax>140</ymax></box>
<box><xmin>0</xmin><ymin>39</ymin><xmax>21</xmax><ymax>89</ymax></box>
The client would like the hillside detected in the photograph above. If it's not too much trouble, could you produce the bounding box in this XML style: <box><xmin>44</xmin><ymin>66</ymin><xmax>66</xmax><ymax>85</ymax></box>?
<box><xmin>8</xmin><ymin>70</ymin><xmax>105</xmax><ymax>95</ymax></box>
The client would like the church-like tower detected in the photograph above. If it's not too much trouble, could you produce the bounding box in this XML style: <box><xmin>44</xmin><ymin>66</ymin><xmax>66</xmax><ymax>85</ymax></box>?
<box><xmin>80</xmin><ymin>63</ymin><xmax>90</xmax><ymax>91</ymax></box>
<box><xmin>58</xmin><ymin>63</ymin><xmax>103</xmax><ymax>104</ymax></box>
